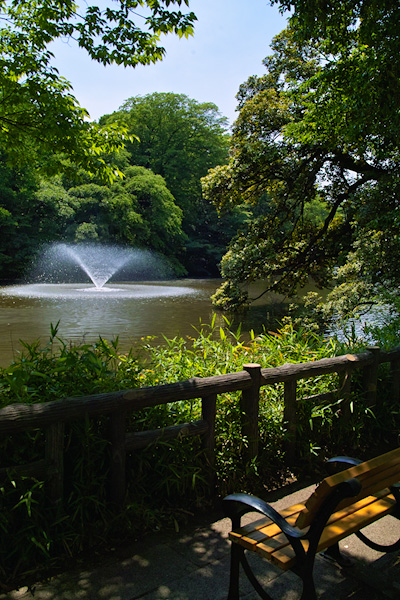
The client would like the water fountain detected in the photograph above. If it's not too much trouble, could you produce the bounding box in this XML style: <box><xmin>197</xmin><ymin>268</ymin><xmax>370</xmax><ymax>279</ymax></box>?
<box><xmin>59</xmin><ymin>243</ymin><xmax>135</xmax><ymax>290</ymax></box>
<box><xmin>0</xmin><ymin>243</ymin><xmax>221</xmax><ymax>365</ymax></box>
<box><xmin>0</xmin><ymin>242</ymin><xmax>197</xmax><ymax>299</ymax></box>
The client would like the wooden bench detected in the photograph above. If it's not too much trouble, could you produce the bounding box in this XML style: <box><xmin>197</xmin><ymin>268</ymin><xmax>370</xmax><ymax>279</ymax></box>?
<box><xmin>223</xmin><ymin>447</ymin><xmax>400</xmax><ymax>599</ymax></box>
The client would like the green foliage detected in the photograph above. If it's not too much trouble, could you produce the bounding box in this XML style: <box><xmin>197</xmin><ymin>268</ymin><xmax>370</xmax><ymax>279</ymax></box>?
<box><xmin>0</xmin><ymin>325</ymin><xmax>141</xmax><ymax>406</ymax></box>
<box><xmin>0</xmin><ymin>160</ymin><xmax>186</xmax><ymax>276</ymax></box>
<box><xmin>0</xmin><ymin>156</ymin><xmax>54</xmax><ymax>278</ymax></box>
<box><xmin>1</xmin><ymin>90</ymin><xmax>235</xmax><ymax>278</ymax></box>
<box><xmin>204</xmin><ymin>8</ymin><xmax>400</xmax><ymax>314</ymax></box>
<box><xmin>1</xmin><ymin>319</ymin><xmax>399</xmax><ymax>584</ymax></box>
<box><xmin>101</xmin><ymin>93</ymin><xmax>230</xmax><ymax>217</ymax></box>
<box><xmin>119</xmin><ymin>166</ymin><xmax>184</xmax><ymax>255</ymax></box>
<box><xmin>0</xmin><ymin>1</ymin><xmax>196</xmax><ymax>179</ymax></box>
<box><xmin>65</xmin><ymin>166</ymin><xmax>185</xmax><ymax>266</ymax></box>
<box><xmin>100</xmin><ymin>92</ymin><xmax>239</xmax><ymax>274</ymax></box>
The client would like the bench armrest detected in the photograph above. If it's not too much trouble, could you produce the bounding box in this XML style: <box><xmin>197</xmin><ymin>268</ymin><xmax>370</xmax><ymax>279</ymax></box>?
<box><xmin>223</xmin><ymin>492</ymin><xmax>303</xmax><ymax>539</ymax></box>
<box><xmin>326</xmin><ymin>455</ymin><xmax>363</xmax><ymax>474</ymax></box>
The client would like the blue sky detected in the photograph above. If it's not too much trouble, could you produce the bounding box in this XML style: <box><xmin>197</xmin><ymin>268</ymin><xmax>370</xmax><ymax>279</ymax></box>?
<box><xmin>52</xmin><ymin>1</ymin><xmax>289</xmax><ymax>126</ymax></box>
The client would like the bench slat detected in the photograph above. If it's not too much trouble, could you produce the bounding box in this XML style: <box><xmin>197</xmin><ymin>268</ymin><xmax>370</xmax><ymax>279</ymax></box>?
<box><xmin>229</xmin><ymin>509</ymin><xmax>303</xmax><ymax>549</ymax></box>
<box><xmin>314</xmin><ymin>448</ymin><xmax>400</xmax><ymax>497</ymax></box>
<box><xmin>296</xmin><ymin>448</ymin><xmax>400</xmax><ymax>528</ymax></box>
<box><xmin>230</xmin><ymin>491</ymin><xmax>396</xmax><ymax>570</ymax></box>
<box><xmin>308</xmin><ymin>463</ymin><xmax>399</xmax><ymax>509</ymax></box>
<box><xmin>265</xmin><ymin>545</ymin><xmax>297</xmax><ymax>570</ymax></box>
<box><xmin>233</xmin><ymin>503</ymin><xmax>305</xmax><ymax>536</ymax></box>
<box><xmin>260</xmin><ymin>495</ymin><xmax>395</xmax><ymax>570</ymax></box>
<box><xmin>299</xmin><ymin>487</ymin><xmax>393</xmax><ymax>529</ymax></box>
<box><xmin>318</xmin><ymin>495</ymin><xmax>396</xmax><ymax>550</ymax></box>
<box><xmin>325</xmin><ymin>489</ymin><xmax>391</xmax><ymax>523</ymax></box>
<box><xmin>256</xmin><ymin>531</ymin><xmax>297</xmax><ymax>557</ymax></box>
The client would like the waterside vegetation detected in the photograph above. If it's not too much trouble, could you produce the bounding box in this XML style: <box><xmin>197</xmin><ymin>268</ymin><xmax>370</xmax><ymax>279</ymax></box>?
<box><xmin>1</xmin><ymin>316</ymin><xmax>400</xmax><ymax>586</ymax></box>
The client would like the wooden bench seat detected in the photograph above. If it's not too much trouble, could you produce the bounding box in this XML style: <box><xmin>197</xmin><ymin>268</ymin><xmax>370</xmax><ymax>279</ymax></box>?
<box><xmin>223</xmin><ymin>447</ymin><xmax>400</xmax><ymax>600</ymax></box>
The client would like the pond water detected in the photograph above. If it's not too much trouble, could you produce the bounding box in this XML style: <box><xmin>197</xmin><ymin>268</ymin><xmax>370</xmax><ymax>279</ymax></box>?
<box><xmin>0</xmin><ymin>279</ymin><xmax>288</xmax><ymax>367</ymax></box>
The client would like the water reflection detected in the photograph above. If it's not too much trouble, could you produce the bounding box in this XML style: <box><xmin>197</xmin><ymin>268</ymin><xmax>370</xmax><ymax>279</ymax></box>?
<box><xmin>1</xmin><ymin>282</ymin><xmax>198</xmax><ymax>299</ymax></box>
<box><xmin>0</xmin><ymin>279</ymin><xmax>289</xmax><ymax>367</ymax></box>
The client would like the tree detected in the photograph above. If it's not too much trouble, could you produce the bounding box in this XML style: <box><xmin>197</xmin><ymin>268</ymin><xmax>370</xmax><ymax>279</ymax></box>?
<box><xmin>100</xmin><ymin>93</ymin><xmax>229</xmax><ymax>219</ymax></box>
<box><xmin>0</xmin><ymin>163</ymin><xmax>37</xmax><ymax>278</ymax></box>
<box><xmin>55</xmin><ymin>166</ymin><xmax>185</xmax><ymax>262</ymax></box>
<box><xmin>0</xmin><ymin>161</ymin><xmax>185</xmax><ymax>277</ymax></box>
<box><xmin>108</xmin><ymin>167</ymin><xmax>184</xmax><ymax>258</ymax></box>
<box><xmin>100</xmin><ymin>92</ymin><xmax>232</xmax><ymax>273</ymax></box>
<box><xmin>203</xmin><ymin>13</ymin><xmax>400</xmax><ymax>315</ymax></box>
<box><xmin>95</xmin><ymin>165</ymin><xmax>185</xmax><ymax>267</ymax></box>
<box><xmin>0</xmin><ymin>1</ymin><xmax>196</xmax><ymax>180</ymax></box>
<box><xmin>0</xmin><ymin>161</ymin><xmax>74</xmax><ymax>278</ymax></box>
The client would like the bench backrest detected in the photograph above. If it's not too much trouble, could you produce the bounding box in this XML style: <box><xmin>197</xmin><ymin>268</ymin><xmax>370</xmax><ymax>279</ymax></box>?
<box><xmin>295</xmin><ymin>447</ymin><xmax>400</xmax><ymax>529</ymax></box>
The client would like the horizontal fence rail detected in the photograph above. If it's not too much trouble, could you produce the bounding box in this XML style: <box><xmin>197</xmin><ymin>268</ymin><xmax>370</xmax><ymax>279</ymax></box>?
<box><xmin>1</xmin><ymin>345</ymin><xmax>400</xmax><ymax>507</ymax></box>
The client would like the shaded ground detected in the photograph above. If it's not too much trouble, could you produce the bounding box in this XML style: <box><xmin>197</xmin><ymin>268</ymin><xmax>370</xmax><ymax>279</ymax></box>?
<box><xmin>1</xmin><ymin>480</ymin><xmax>400</xmax><ymax>600</ymax></box>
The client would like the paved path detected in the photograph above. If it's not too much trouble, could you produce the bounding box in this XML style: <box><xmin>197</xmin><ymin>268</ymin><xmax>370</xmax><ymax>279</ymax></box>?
<box><xmin>2</xmin><ymin>483</ymin><xmax>400</xmax><ymax>600</ymax></box>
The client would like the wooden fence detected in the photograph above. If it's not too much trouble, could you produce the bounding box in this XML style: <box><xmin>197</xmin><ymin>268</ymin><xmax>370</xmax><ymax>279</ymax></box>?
<box><xmin>1</xmin><ymin>345</ymin><xmax>400</xmax><ymax>508</ymax></box>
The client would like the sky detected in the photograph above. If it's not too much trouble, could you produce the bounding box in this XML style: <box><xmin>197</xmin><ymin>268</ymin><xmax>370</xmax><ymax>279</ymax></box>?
<box><xmin>51</xmin><ymin>1</ymin><xmax>289</xmax><ymax>127</ymax></box>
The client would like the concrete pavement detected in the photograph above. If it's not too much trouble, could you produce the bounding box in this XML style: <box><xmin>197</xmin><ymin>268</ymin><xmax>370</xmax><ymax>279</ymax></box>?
<box><xmin>2</xmin><ymin>482</ymin><xmax>400</xmax><ymax>600</ymax></box>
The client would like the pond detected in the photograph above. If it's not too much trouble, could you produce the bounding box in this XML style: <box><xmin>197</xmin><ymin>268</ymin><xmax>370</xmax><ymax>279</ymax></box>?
<box><xmin>0</xmin><ymin>279</ymin><xmax>288</xmax><ymax>367</ymax></box>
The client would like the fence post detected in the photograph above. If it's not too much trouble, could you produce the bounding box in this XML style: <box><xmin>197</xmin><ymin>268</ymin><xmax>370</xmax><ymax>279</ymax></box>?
<box><xmin>283</xmin><ymin>378</ymin><xmax>297</xmax><ymax>462</ymax></box>
<box><xmin>201</xmin><ymin>393</ymin><xmax>217</xmax><ymax>494</ymax></box>
<box><xmin>240</xmin><ymin>363</ymin><xmax>261</xmax><ymax>461</ymax></box>
<box><xmin>109</xmin><ymin>410</ymin><xmax>127</xmax><ymax>509</ymax></box>
<box><xmin>363</xmin><ymin>346</ymin><xmax>380</xmax><ymax>408</ymax></box>
<box><xmin>45</xmin><ymin>421</ymin><xmax>65</xmax><ymax>505</ymax></box>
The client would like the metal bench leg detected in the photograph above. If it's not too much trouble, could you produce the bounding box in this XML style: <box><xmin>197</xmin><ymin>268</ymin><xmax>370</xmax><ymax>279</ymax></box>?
<box><xmin>356</xmin><ymin>531</ymin><xmax>400</xmax><ymax>553</ymax></box>
<box><xmin>300</xmin><ymin>572</ymin><xmax>317</xmax><ymax>600</ymax></box>
<box><xmin>295</xmin><ymin>551</ymin><xmax>318</xmax><ymax>600</ymax></box>
<box><xmin>228</xmin><ymin>544</ymin><xmax>275</xmax><ymax>600</ymax></box>
<box><xmin>240</xmin><ymin>550</ymin><xmax>274</xmax><ymax>600</ymax></box>
<box><xmin>227</xmin><ymin>543</ymin><xmax>241</xmax><ymax>600</ymax></box>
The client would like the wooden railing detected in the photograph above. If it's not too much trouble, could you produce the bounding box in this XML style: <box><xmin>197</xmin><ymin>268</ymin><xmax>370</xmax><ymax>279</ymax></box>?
<box><xmin>1</xmin><ymin>345</ymin><xmax>400</xmax><ymax>507</ymax></box>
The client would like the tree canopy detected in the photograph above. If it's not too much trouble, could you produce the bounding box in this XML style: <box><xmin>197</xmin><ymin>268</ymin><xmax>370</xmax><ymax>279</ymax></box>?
<box><xmin>100</xmin><ymin>93</ymin><xmax>229</xmax><ymax>221</ymax></box>
<box><xmin>0</xmin><ymin>1</ymin><xmax>196</xmax><ymax>180</ymax></box>
<box><xmin>203</xmin><ymin>3</ymin><xmax>400</xmax><ymax>315</ymax></box>
<box><xmin>101</xmin><ymin>92</ymin><xmax>234</xmax><ymax>274</ymax></box>
<box><xmin>1</xmin><ymin>89</ymin><xmax>237</xmax><ymax>279</ymax></box>
<box><xmin>0</xmin><ymin>160</ymin><xmax>186</xmax><ymax>279</ymax></box>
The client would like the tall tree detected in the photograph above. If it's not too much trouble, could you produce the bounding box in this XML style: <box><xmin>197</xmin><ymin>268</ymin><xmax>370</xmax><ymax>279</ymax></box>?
<box><xmin>100</xmin><ymin>93</ymin><xmax>229</xmax><ymax>218</ymax></box>
<box><xmin>100</xmin><ymin>93</ymin><xmax>232</xmax><ymax>274</ymax></box>
<box><xmin>57</xmin><ymin>167</ymin><xmax>185</xmax><ymax>259</ymax></box>
<box><xmin>203</xmin><ymin>10</ymin><xmax>400</xmax><ymax>314</ymax></box>
<box><xmin>1</xmin><ymin>162</ymin><xmax>185</xmax><ymax>278</ymax></box>
<box><xmin>0</xmin><ymin>1</ymin><xmax>196</xmax><ymax>180</ymax></box>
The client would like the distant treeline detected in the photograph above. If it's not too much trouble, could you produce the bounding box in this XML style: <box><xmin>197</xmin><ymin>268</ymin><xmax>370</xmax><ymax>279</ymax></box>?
<box><xmin>0</xmin><ymin>93</ymin><xmax>245</xmax><ymax>280</ymax></box>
